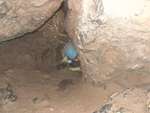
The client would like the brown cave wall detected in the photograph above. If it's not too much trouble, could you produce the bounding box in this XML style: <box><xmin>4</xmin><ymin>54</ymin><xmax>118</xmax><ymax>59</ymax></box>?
<box><xmin>1</xmin><ymin>0</ymin><xmax>150</xmax><ymax>85</ymax></box>
<box><xmin>65</xmin><ymin>0</ymin><xmax>150</xmax><ymax>84</ymax></box>
<box><xmin>0</xmin><ymin>9</ymin><xmax>69</xmax><ymax>72</ymax></box>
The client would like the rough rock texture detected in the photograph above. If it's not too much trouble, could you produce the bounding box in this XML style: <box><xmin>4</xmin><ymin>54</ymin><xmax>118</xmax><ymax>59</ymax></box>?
<box><xmin>0</xmin><ymin>9</ymin><xmax>67</xmax><ymax>72</ymax></box>
<box><xmin>66</xmin><ymin>0</ymin><xmax>150</xmax><ymax>84</ymax></box>
<box><xmin>0</xmin><ymin>0</ymin><xmax>63</xmax><ymax>42</ymax></box>
<box><xmin>93</xmin><ymin>88</ymin><xmax>150</xmax><ymax>113</ymax></box>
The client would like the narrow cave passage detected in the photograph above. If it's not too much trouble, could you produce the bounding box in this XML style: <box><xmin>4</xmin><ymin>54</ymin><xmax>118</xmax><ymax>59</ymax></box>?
<box><xmin>0</xmin><ymin>8</ymin><xmax>108</xmax><ymax>113</ymax></box>
<box><xmin>0</xmin><ymin>1</ymin><xmax>150</xmax><ymax>113</ymax></box>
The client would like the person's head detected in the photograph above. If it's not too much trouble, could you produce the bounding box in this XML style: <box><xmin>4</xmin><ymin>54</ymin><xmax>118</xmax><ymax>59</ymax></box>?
<box><xmin>63</xmin><ymin>42</ymin><xmax>78</xmax><ymax>60</ymax></box>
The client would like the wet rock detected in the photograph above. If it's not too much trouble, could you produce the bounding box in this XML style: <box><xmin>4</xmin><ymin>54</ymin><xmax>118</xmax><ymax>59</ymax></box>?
<box><xmin>0</xmin><ymin>0</ymin><xmax>63</xmax><ymax>42</ymax></box>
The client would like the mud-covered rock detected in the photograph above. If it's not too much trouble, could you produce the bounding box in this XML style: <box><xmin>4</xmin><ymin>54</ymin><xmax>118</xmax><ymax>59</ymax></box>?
<box><xmin>93</xmin><ymin>88</ymin><xmax>150</xmax><ymax>113</ymax></box>
<box><xmin>0</xmin><ymin>0</ymin><xmax>63</xmax><ymax>42</ymax></box>
<box><xmin>66</xmin><ymin>0</ymin><xmax>150</xmax><ymax>84</ymax></box>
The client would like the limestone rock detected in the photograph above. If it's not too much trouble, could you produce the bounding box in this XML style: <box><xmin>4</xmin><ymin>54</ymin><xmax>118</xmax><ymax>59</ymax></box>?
<box><xmin>0</xmin><ymin>0</ymin><xmax>63</xmax><ymax>42</ymax></box>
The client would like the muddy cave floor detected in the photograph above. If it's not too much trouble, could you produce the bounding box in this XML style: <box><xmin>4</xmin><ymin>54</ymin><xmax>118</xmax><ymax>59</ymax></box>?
<box><xmin>0</xmin><ymin>35</ymin><xmax>150</xmax><ymax>113</ymax></box>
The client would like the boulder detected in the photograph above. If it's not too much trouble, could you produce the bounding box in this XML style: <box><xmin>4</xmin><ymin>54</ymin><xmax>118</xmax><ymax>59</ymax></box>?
<box><xmin>0</xmin><ymin>0</ymin><xmax>63</xmax><ymax>42</ymax></box>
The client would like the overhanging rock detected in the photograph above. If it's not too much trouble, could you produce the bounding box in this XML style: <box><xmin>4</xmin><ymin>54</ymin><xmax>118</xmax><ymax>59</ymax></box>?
<box><xmin>0</xmin><ymin>0</ymin><xmax>63</xmax><ymax>42</ymax></box>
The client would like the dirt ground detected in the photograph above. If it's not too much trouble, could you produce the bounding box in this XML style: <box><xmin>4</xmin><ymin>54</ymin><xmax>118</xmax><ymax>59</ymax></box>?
<box><xmin>0</xmin><ymin>61</ymin><xmax>150</xmax><ymax>113</ymax></box>
<box><xmin>0</xmin><ymin>9</ymin><xmax>150</xmax><ymax>113</ymax></box>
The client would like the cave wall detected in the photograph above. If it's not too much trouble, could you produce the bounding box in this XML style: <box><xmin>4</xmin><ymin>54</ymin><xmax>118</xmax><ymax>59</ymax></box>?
<box><xmin>66</xmin><ymin>0</ymin><xmax>150</xmax><ymax>84</ymax></box>
<box><xmin>0</xmin><ymin>9</ymin><xmax>67</xmax><ymax>72</ymax></box>
<box><xmin>0</xmin><ymin>0</ymin><xmax>150</xmax><ymax>84</ymax></box>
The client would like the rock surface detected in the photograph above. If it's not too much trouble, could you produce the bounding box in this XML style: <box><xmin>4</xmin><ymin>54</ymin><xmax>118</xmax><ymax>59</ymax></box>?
<box><xmin>0</xmin><ymin>0</ymin><xmax>150</xmax><ymax>84</ymax></box>
<box><xmin>0</xmin><ymin>9</ymin><xmax>67</xmax><ymax>72</ymax></box>
<box><xmin>0</xmin><ymin>0</ymin><xmax>63</xmax><ymax>42</ymax></box>
<box><xmin>93</xmin><ymin>88</ymin><xmax>150</xmax><ymax>113</ymax></box>
<box><xmin>66</xmin><ymin>0</ymin><xmax>150</xmax><ymax>84</ymax></box>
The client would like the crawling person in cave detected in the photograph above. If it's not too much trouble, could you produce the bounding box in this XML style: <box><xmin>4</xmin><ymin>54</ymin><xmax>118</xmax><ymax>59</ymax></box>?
<box><xmin>57</xmin><ymin>41</ymin><xmax>80</xmax><ymax>71</ymax></box>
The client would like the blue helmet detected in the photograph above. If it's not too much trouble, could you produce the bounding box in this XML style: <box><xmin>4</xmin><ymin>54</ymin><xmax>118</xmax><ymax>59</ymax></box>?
<box><xmin>64</xmin><ymin>42</ymin><xmax>78</xmax><ymax>60</ymax></box>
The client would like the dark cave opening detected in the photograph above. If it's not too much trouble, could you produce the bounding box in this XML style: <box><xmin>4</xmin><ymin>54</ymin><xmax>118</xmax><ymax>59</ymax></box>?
<box><xmin>0</xmin><ymin>8</ymin><xmax>81</xmax><ymax>73</ymax></box>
